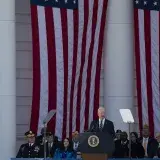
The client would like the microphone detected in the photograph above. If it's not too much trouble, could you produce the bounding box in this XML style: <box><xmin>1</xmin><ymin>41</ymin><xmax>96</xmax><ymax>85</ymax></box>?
<box><xmin>90</xmin><ymin>124</ymin><xmax>95</xmax><ymax>132</ymax></box>
<box><xmin>90</xmin><ymin>121</ymin><xmax>98</xmax><ymax>132</ymax></box>
<box><xmin>95</xmin><ymin>122</ymin><xmax>99</xmax><ymax>131</ymax></box>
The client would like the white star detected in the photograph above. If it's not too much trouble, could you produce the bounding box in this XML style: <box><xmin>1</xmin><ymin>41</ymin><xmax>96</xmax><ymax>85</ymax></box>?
<box><xmin>73</xmin><ymin>0</ymin><xmax>76</xmax><ymax>4</ymax></box>
<box><xmin>135</xmin><ymin>0</ymin><xmax>139</xmax><ymax>4</ymax></box>
<box><xmin>153</xmin><ymin>1</ymin><xmax>158</xmax><ymax>6</ymax></box>
<box><xmin>55</xmin><ymin>0</ymin><xmax>58</xmax><ymax>2</ymax></box>
<box><xmin>65</xmin><ymin>0</ymin><xmax>68</xmax><ymax>3</ymax></box>
<box><xmin>45</xmin><ymin>0</ymin><xmax>48</xmax><ymax>1</ymax></box>
<box><xmin>144</xmin><ymin>1</ymin><xmax>147</xmax><ymax>5</ymax></box>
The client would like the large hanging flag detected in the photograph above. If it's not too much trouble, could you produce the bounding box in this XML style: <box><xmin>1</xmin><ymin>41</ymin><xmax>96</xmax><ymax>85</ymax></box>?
<box><xmin>134</xmin><ymin>0</ymin><xmax>160</xmax><ymax>136</ymax></box>
<box><xmin>30</xmin><ymin>0</ymin><xmax>108</xmax><ymax>139</ymax></box>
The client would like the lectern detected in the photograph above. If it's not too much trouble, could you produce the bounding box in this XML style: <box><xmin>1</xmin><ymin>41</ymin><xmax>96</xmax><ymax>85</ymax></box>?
<box><xmin>78</xmin><ymin>132</ymin><xmax>115</xmax><ymax>160</ymax></box>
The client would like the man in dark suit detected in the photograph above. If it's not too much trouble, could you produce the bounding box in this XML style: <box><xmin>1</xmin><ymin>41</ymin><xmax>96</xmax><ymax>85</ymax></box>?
<box><xmin>39</xmin><ymin>132</ymin><xmax>60</xmax><ymax>158</ymax></box>
<box><xmin>35</xmin><ymin>127</ymin><xmax>45</xmax><ymax>145</ymax></box>
<box><xmin>138</xmin><ymin>124</ymin><xmax>158</xmax><ymax>158</ymax></box>
<box><xmin>72</xmin><ymin>131</ymin><xmax>81</xmax><ymax>159</ymax></box>
<box><xmin>47</xmin><ymin>133</ymin><xmax>60</xmax><ymax>157</ymax></box>
<box><xmin>72</xmin><ymin>131</ymin><xmax>80</xmax><ymax>152</ymax></box>
<box><xmin>89</xmin><ymin>107</ymin><xmax>115</xmax><ymax>138</ymax></box>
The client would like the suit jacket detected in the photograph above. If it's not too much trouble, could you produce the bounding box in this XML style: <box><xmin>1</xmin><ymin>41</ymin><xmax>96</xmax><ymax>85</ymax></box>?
<box><xmin>39</xmin><ymin>141</ymin><xmax>60</xmax><ymax>158</ymax></box>
<box><xmin>89</xmin><ymin>119</ymin><xmax>115</xmax><ymax>138</ymax></box>
<box><xmin>113</xmin><ymin>139</ymin><xmax>129</xmax><ymax>158</ymax></box>
<box><xmin>36</xmin><ymin>135</ymin><xmax>43</xmax><ymax>145</ymax></box>
<box><xmin>157</xmin><ymin>146</ymin><xmax>160</xmax><ymax>158</ymax></box>
<box><xmin>138</xmin><ymin>137</ymin><xmax>158</xmax><ymax>158</ymax></box>
<box><xmin>131</xmin><ymin>142</ymin><xmax>145</xmax><ymax>158</ymax></box>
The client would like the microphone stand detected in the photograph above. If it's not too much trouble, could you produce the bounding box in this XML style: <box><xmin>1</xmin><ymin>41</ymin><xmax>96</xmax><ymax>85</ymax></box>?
<box><xmin>128</xmin><ymin>122</ymin><xmax>131</xmax><ymax>159</ymax></box>
<box><xmin>43</xmin><ymin>122</ymin><xmax>47</xmax><ymax>160</ymax></box>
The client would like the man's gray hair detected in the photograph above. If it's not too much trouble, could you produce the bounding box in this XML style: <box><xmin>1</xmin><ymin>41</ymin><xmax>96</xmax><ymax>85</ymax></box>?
<box><xmin>98</xmin><ymin>107</ymin><xmax>105</xmax><ymax>111</ymax></box>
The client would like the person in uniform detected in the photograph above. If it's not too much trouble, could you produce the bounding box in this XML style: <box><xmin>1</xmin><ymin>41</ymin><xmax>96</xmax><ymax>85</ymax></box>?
<box><xmin>16</xmin><ymin>130</ymin><xmax>41</xmax><ymax>158</ymax></box>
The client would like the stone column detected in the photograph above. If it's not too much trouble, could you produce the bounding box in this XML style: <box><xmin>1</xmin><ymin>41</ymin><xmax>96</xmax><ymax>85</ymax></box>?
<box><xmin>0</xmin><ymin>0</ymin><xmax>16</xmax><ymax>159</ymax></box>
<box><xmin>104</xmin><ymin>0</ymin><xmax>134</xmax><ymax>131</ymax></box>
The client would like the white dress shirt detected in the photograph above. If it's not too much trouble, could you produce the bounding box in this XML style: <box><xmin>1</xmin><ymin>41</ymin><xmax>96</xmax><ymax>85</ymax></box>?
<box><xmin>48</xmin><ymin>142</ymin><xmax>53</xmax><ymax>148</ymax></box>
<box><xmin>73</xmin><ymin>142</ymin><xmax>79</xmax><ymax>151</ymax></box>
<box><xmin>143</xmin><ymin>137</ymin><xmax>149</xmax><ymax>156</ymax></box>
<box><xmin>29</xmin><ymin>143</ymin><xmax>34</xmax><ymax>147</ymax></box>
<box><xmin>99</xmin><ymin>118</ymin><xmax>105</xmax><ymax>128</ymax></box>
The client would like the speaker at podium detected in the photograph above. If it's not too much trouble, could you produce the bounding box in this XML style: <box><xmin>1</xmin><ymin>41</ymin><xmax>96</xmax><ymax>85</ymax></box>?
<box><xmin>78</xmin><ymin>132</ymin><xmax>115</xmax><ymax>160</ymax></box>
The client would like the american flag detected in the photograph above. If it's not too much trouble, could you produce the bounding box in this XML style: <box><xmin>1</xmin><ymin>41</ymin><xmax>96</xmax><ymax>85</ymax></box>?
<box><xmin>30</xmin><ymin>0</ymin><xmax>108</xmax><ymax>139</ymax></box>
<box><xmin>134</xmin><ymin>0</ymin><xmax>160</xmax><ymax>136</ymax></box>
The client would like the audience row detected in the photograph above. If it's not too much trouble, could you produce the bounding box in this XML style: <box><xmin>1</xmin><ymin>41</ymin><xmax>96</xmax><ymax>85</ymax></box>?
<box><xmin>16</xmin><ymin>124</ymin><xmax>160</xmax><ymax>159</ymax></box>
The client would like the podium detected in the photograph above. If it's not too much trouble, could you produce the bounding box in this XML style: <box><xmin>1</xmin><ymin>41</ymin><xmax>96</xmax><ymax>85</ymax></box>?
<box><xmin>78</xmin><ymin>132</ymin><xmax>115</xmax><ymax>160</ymax></box>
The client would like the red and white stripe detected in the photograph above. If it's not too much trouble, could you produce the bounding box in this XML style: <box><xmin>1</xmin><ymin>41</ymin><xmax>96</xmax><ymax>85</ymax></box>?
<box><xmin>134</xmin><ymin>8</ymin><xmax>160</xmax><ymax>136</ymax></box>
<box><xmin>30</xmin><ymin>0</ymin><xmax>108</xmax><ymax>139</ymax></box>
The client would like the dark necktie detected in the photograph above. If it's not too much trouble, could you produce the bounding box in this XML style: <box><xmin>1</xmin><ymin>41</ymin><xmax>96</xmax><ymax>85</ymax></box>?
<box><xmin>99</xmin><ymin>119</ymin><xmax>103</xmax><ymax>131</ymax></box>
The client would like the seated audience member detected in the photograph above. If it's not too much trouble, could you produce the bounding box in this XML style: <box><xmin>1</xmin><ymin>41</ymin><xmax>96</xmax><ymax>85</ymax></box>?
<box><xmin>155</xmin><ymin>133</ymin><xmax>160</xmax><ymax>158</ymax></box>
<box><xmin>47</xmin><ymin>133</ymin><xmax>60</xmax><ymax>157</ymax></box>
<box><xmin>72</xmin><ymin>131</ymin><xmax>81</xmax><ymax>159</ymax></box>
<box><xmin>16</xmin><ymin>131</ymin><xmax>41</xmax><ymax>158</ymax></box>
<box><xmin>113</xmin><ymin>131</ymin><xmax>129</xmax><ymax>158</ymax></box>
<box><xmin>54</xmin><ymin>138</ymin><xmax>76</xmax><ymax>159</ymax></box>
<box><xmin>138</xmin><ymin>124</ymin><xmax>158</xmax><ymax>158</ymax></box>
<box><xmin>114</xmin><ymin>130</ymin><xmax>122</xmax><ymax>141</ymax></box>
<box><xmin>72</xmin><ymin>131</ymin><xmax>79</xmax><ymax>151</ymax></box>
<box><xmin>36</xmin><ymin>127</ymin><xmax>48</xmax><ymax>145</ymax></box>
<box><xmin>130</xmin><ymin>132</ymin><xmax>145</xmax><ymax>158</ymax></box>
<box><xmin>39</xmin><ymin>132</ymin><xmax>60</xmax><ymax>158</ymax></box>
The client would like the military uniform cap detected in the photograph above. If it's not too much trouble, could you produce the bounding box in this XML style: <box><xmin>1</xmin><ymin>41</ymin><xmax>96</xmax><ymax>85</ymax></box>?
<box><xmin>143</xmin><ymin>124</ymin><xmax>149</xmax><ymax>129</ymax></box>
<box><xmin>25</xmin><ymin>130</ymin><xmax>35</xmax><ymax>138</ymax></box>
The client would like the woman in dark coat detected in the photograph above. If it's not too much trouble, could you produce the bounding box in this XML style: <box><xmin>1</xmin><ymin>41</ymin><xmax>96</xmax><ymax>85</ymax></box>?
<box><xmin>130</xmin><ymin>132</ymin><xmax>145</xmax><ymax>158</ymax></box>
<box><xmin>113</xmin><ymin>132</ymin><xmax>129</xmax><ymax>158</ymax></box>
